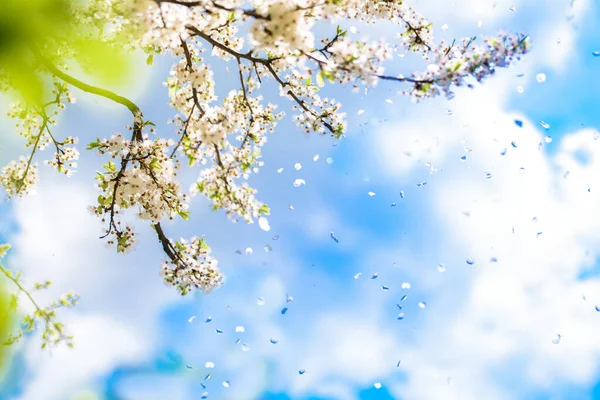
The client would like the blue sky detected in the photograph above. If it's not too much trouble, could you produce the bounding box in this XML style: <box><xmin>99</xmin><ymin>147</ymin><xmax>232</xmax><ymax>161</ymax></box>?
<box><xmin>1</xmin><ymin>0</ymin><xmax>600</xmax><ymax>399</ymax></box>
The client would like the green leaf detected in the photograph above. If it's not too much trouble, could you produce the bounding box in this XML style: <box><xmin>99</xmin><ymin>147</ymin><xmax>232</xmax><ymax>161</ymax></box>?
<box><xmin>258</xmin><ymin>204</ymin><xmax>270</xmax><ymax>215</ymax></box>
<box><xmin>71</xmin><ymin>38</ymin><xmax>133</xmax><ymax>86</ymax></box>
<box><xmin>177</xmin><ymin>210</ymin><xmax>190</xmax><ymax>220</ymax></box>
<box><xmin>107</xmin><ymin>160</ymin><xmax>116</xmax><ymax>172</ymax></box>
<box><xmin>316</xmin><ymin>71</ymin><xmax>325</xmax><ymax>87</ymax></box>
<box><xmin>146</xmin><ymin>54</ymin><xmax>154</xmax><ymax>66</ymax></box>
<box><xmin>86</xmin><ymin>139</ymin><xmax>102</xmax><ymax>150</ymax></box>
<box><xmin>0</xmin><ymin>244</ymin><xmax>10</xmax><ymax>258</ymax></box>
<box><xmin>149</xmin><ymin>158</ymin><xmax>162</xmax><ymax>170</ymax></box>
<box><xmin>324</xmin><ymin>70</ymin><xmax>335</xmax><ymax>83</ymax></box>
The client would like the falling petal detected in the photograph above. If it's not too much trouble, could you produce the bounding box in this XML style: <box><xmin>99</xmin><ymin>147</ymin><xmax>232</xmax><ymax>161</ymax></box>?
<box><xmin>552</xmin><ymin>334</ymin><xmax>561</xmax><ymax>344</ymax></box>
<box><xmin>397</xmin><ymin>313</ymin><xmax>405</xmax><ymax>320</ymax></box>
<box><xmin>241</xmin><ymin>343</ymin><xmax>250</xmax><ymax>352</ymax></box>
<box><xmin>371</xmin><ymin>273</ymin><xmax>379</xmax><ymax>279</ymax></box>
<box><xmin>277</xmin><ymin>167</ymin><xmax>284</xmax><ymax>173</ymax></box>
<box><xmin>477</xmin><ymin>19</ymin><xmax>483</xmax><ymax>27</ymax></box>
<box><xmin>374</xmin><ymin>382</ymin><xmax>382</xmax><ymax>389</ymax></box>
<box><xmin>205</xmin><ymin>361</ymin><xmax>215</xmax><ymax>368</ymax></box>
<box><xmin>256</xmin><ymin>297</ymin><xmax>266</xmax><ymax>306</ymax></box>
<box><xmin>400</xmin><ymin>191</ymin><xmax>405</xmax><ymax>198</ymax></box>
<box><xmin>401</xmin><ymin>282</ymin><xmax>411</xmax><ymax>289</ymax></box>
<box><xmin>396</xmin><ymin>304</ymin><xmax>402</xmax><ymax>310</ymax></box>
<box><xmin>270</xmin><ymin>338</ymin><xmax>279</xmax><ymax>344</ymax></box>
<box><xmin>368</xmin><ymin>191</ymin><xmax>376</xmax><ymax>196</ymax></box>
<box><xmin>272</xmin><ymin>235</ymin><xmax>280</xmax><ymax>240</ymax></box>
<box><xmin>201</xmin><ymin>392</ymin><xmax>208</xmax><ymax>399</ymax></box>
<box><xmin>205</xmin><ymin>316</ymin><xmax>212</xmax><ymax>323</ymax></box>
<box><xmin>437</xmin><ymin>263</ymin><xmax>446</xmax><ymax>272</ymax></box>
<box><xmin>540</xmin><ymin>121</ymin><xmax>550</xmax><ymax>129</ymax></box>
<box><xmin>418</xmin><ymin>302</ymin><xmax>427</xmax><ymax>309</ymax></box>
<box><xmin>357</xmin><ymin>109</ymin><xmax>366</xmax><ymax>115</ymax></box>
<box><xmin>501</xmin><ymin>148</ymin><xmax>507</xmax><ymax>156</ymax></box>
<box><xmin>235</xmin><ymin>326</ymin><xmax>245</xmax><ymax>333</ymax></box>
<box><xmin>397</xmin><ymin>360</ymin><xmax>402</xmax><ymax>367</ymax></box>
<box><xmin>245</xmin><ymin>247</ymin><xmax>253</xmax><ymax>255</ymax></box>
<box><xmin>385</xmin><ymin>99</ymin><xmax>393</xmax><ymax>104</ymax></box>
<box><xmin>294</xmin><ymin>163</ymin><xmax>302</xmax><ymax>170</ymax></box>
<box><xmin>466</xmin><ymin>258</ymin><xmax>475</xmax><ymax>265</ymax></box>
<box><xmin>400</xmin><ymin>295</ymin><xmax>408</xmax><ymax>301</ymax></box>
<box><xmin>288</xmin><ymin>205</ymin><xmax>294</xmax><ymax>210</ymax></box>
<box><xmin>234</xmin><ymin>249</ymin><xmax>242</xmax><ymax>255</ymax></box>
<box><xmin>330</xmin><ymin>231</ymin><xmax>339</xmax><ymax>243</ymax></box>
<box><xmin>382</xmin><ymin>285</ymin><xmax>390</xmax><ymax>291</ymax></box>
<box><xmin>514</xmin><ymin>119</ymin><xmax>523</xmax><ymax>128</ymax></box>
<box><xmin>313</xmin><ymin>154</ymin><xmax>319</xmax><ymax>161</ymax></box>
<box><xmin>593</xmin><ymin>51</ymin><xmax>600</xmax><ymax>57</ymax></box>
<box><xmin>509</xmin><ymin>5</ymin><xmax>516</xmax><ymax>11</ymax></box>
<box><xmin>460</xmin><ymin>155</ymin><xmax>467</xmax><ymax>162</ymax></box>
<box><xmin>486</xmin><ymin>172</ymin><xmax>492</xmax><ymax>179</ymax></box>
<box><xmin>299</xmin><ymin>369</ymin><xmax>306</xmax><ymax>375</ymax></box>
<box><xmin>536</xmin><ymin>73</ymin><xmax>547</xmax><ymax>83</ymax></box>
<box><xmin>222</xmin><ymin>381</ymin><xmax>230</xmax><ymax>388</ymax></box>
<box><xmin>326</xmin><ymin>157</ymin><xmax>333</xmax><ymax>164</ymax></box>
<box><xmin>204</xmin><ymin>374</ymin><xmax>211</xmax><ymax>380</ymax></box>
<box><xmin>186</xmin><ymin>365</ymin><xmax>193</xmax><ymax>369</ymax></box>
<box><xmin>258</xmin><ymin>217</ymin><xmax>271</xmax><ymax>232</ymax></box>
<box><xmin>281</xmin><ymin>307</ymin><xmax>289</xmax><ymax>315</ymax></box>
<box><xmin>490</xmin><ymin>257</ymin><xmax>498</xmax><ymax>263</ymax></box>
<box><xmin>511</xmin><ymin>141</ymin><xmax>517</xmax><ymax>148</ymax></box>
<box><xmin>391</xmin><ymin>202</ymin><xmax>397</xmax><ymax>207</ymax></box>
<box><xmin>354</xmin><ymin>272</ymin><xmax>362</xmax><ymax>279</ymax></box>
<box><xmin>545</xmin><ymin>136</ymin><xmax>552</xmax><ymax>143</ymax></box>
<box><xmin>264</xmin><ymin>245</ymin><xmax>272</xmax><ymax>253</ymax></box>
<box><xmin>216</xmin><ymin>329</ymin><xmax>223</xmax><ymax>334</ymax></box>
<box><xmin>286</xmin><ymin>294</ymin><xmax>294</xmax><ymax>303</ymax></box>
<box><xmin>293</xmin><ymin>179</ymin><xmax>306</xmax><ymax>187</ymax></box>
<box><xmin>188</xmin><ymin>316</ymin><xmax>196</xmax><ymax>323</ymax></box>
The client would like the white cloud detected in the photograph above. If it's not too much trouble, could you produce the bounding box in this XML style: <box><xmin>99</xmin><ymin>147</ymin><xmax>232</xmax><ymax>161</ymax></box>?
<box><xmin>367</xmin><ymin>61</ymin><xmax>600</xmax><ymax>399</ymax></box>
<box><xmin>7</xmin><ymin>178</ymin><xmax>180</xmax><ymax>400</ymax></box>
<box><xmin>18</xmin><ymin>314</ymin><xmax>145</xmax><ymax>400</ymax></box>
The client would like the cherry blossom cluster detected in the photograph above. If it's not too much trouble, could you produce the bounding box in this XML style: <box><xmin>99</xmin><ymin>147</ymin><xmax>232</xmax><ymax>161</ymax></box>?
<box><xmin>89</xmin><ymin>130</ymin><xmax>189</xmax><ymax>252</ymax></box>
<box><xmin>0</xmin><ymin>82</ymin><xmax>78</xmax><ymax>197</ymax></box>
<box><xmin>0</xmin><ymin>157</ymin><xmax>39</xmax><ymax>198</ymax></box>
<box><xmin>0</xmin><ymin>244</ymin><xmax>78</xmax><ymax>350</ymax></box>
<box><xmin>160</xmin><ymin>236</ymin><xmax>223</xmax><ymax>294</ymax></box>
<box><xmin>249</xmin><ymin>0</ymin><xmax>315</xmax><ymax>52</ymax></box>
<box><xmin>397</xmin><ymin>33</ymin><xmax>530</xmax><ymax>99</ymax></box>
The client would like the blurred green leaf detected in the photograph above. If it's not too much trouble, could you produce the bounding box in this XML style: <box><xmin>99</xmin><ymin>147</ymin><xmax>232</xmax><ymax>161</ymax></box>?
<box><xmin>0</xmin><ymin>0</ymin><xmax>134</xmax><ymax>105</ymax></box>
<box><xmin>0</xmin><ymin>281</ymin><xmax>16</xmax><ymax>369</ymax></box>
